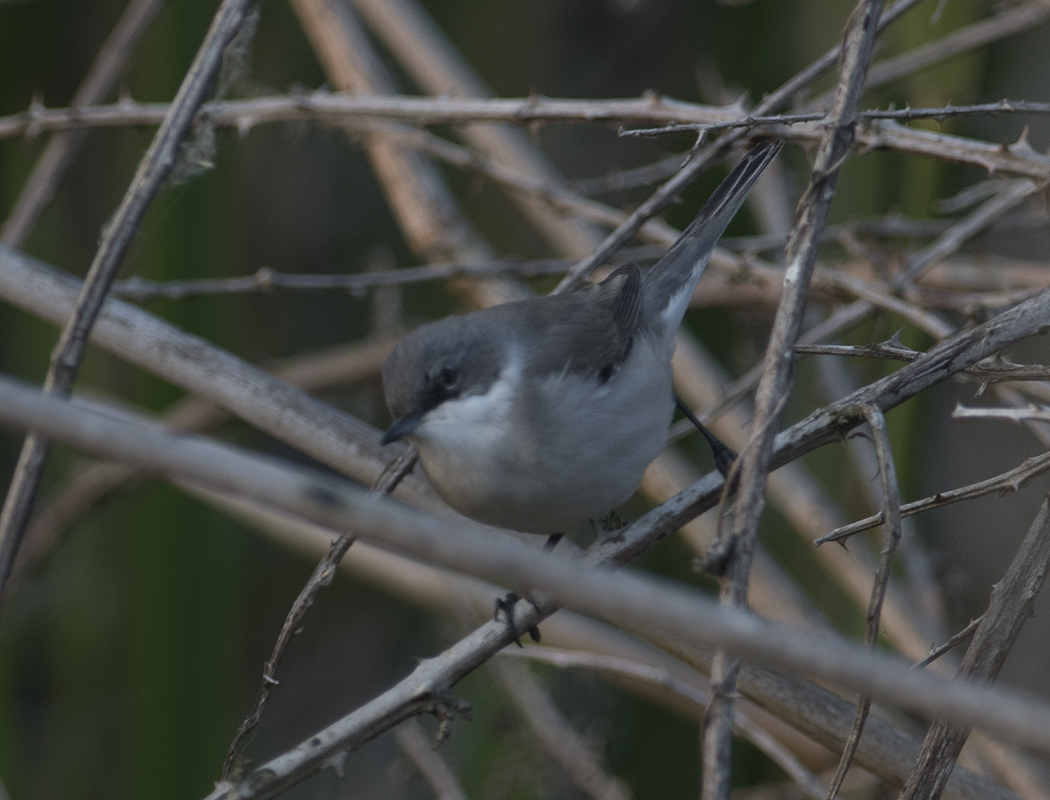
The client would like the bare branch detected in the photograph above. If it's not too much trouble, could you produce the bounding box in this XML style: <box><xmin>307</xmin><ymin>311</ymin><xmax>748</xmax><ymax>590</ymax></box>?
<box><xmin>953</xmin><ymin>403</ymin><xmax>1050</xmax><ymax>423</ymax></box>
<box><xmin>900</xmin><ymin>495</ymin><xmax>1050</xmax><ymax>799</ymax></box>
<box><xmin>3</xmin><ymin>376</ymin><xmax>1050</xmax><ymax>792</ymax></box>
<box><xmin>816</xmin><ymin>450</ymin><xmax>1050</xmax><ymax>546</ymax></box>
<box><xmin>704</xmin><ymin>4</ymin><xmax>887</xmax><ymax>797</ymax></box>
<box><xmin>221</xmin><ymin>447</ymin><xmax>418</xmax><ymax>778</ymax></box>
<box><xmin>825</xmin><ymin>407</ymin><xmax>903</xmax><ymax>797</ymax></box>
<box><xmin>797</xmin><ymin>341</ymin><xmax>1050</xmax><ymax>383</ymax></box>
<box><xmin>0</xmin><ymin>0</ymin><xmax>258</xmax><ymax>603</ymax></box>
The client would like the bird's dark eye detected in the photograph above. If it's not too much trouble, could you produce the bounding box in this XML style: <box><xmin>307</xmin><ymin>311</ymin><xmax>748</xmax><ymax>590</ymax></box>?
<box><xmin>436</xmin><ymin>368</ymin><xmax>460</xmax><ymax>392</ymax></box>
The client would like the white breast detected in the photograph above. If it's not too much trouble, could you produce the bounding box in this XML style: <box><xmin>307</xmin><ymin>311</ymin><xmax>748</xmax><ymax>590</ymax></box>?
<box><xmin>410</xmin><ymin>337</ymin><xmax>674</xmax><ymax>534</ymax></box>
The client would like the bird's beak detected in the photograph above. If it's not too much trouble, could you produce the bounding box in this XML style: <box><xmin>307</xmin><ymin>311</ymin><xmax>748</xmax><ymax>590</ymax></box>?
<box><xmin>381</xmin><ymin>413</ymin><xmax>423</xmax><ymax>445</ymax></box>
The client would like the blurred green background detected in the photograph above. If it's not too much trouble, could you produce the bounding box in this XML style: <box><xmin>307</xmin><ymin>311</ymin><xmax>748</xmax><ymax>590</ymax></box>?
<box><xmin>1</xmin><ymin>0</ymin><xmax>1049</xmax><ymax>798</ymax></box>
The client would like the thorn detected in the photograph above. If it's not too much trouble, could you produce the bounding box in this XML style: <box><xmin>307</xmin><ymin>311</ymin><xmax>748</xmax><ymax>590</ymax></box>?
<box><xmin>885</xmin><ymin>328</ymin><xmax>913</xmax><ymax>350</ymax></box>
<box><xmin>1012</xmin><ymin>125</ymin><xmax>1037</xmax><ymax>157</ymax></box>
<box><xmin>323</xmin><ymin>750</ymin><xmax>347</xmax><ymax>778</ymax></box>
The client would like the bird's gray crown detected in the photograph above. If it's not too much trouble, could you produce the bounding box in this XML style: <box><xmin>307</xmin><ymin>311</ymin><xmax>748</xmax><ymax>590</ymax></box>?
<box><xmin>382</xmin><ymin>313</ymin><xmax>504</xmax><ymax>425</ymax></box>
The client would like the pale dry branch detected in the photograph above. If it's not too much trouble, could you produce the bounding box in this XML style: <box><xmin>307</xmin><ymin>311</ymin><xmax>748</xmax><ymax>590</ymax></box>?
<box><xmin>704</xmin><ymin>4</ymin><xmax>886</xmax><ymax>797</ymax></box>
<box><xmin>220</xmin><ymin>446</ymin><xmax>418</xmax><ymax>778</ymax></box>
<box><xmin>0</xmin><ymin>376</ymin><xmax>1047</xmax><ymax>797</ymax></box>
<box><xmin>825</xmin><ymin>406</ymin><xmax>903</xmax><ymax>798</ymax></box>
<box><xmin>816</xmin><ymin>450</ymin><xmax>1050</xmax><ymax>546</ymax></box>
<box><xmin>0</xmin><ymin>0</ymin><xmax>258</xmax><ymax>602</ymax></box>
<box><xmin>900</xmin><ymin>495</ymin><xmax>1050</xmax><ymax>799</ymax></box>
<box><xmin>953</xmin><ymin>403</ymin><xmax>1050</xmax><ymax>423</ymax></box>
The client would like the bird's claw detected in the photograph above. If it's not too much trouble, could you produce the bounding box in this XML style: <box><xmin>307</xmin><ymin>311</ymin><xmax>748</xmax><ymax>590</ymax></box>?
<box><xmin>494</xmin><ymin>592</ymin><xmax>541</xmax><ymax>647</ymax></box>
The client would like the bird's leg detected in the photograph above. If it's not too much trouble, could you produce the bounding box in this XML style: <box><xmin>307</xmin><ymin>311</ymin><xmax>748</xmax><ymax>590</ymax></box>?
<box><xmin>674</xmin><ymin>393</ymin><xmax>737</xmax><ymax>483</ymax></box>
<box><xmin>494</xmin><ymin>593</ymin><xmax>540</xmax><ymax>647</ymax></box>
<box><xmin>494</xmin><ymin>533</ymin><xmax>562</xmax><ymax>646</ymax></box>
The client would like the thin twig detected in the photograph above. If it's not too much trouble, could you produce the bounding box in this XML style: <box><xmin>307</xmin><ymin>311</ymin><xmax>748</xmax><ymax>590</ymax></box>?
<box><xmin>953</xmin><ymin>404</ymin><xmax>1050</xmax><ymax>423</ymax></box>
<box><xmin>816</xmin><ymin>450</ymin><xmax>1050</xmax><ymax>546</ymax></box>
<box><xmin>899</xmin><ymin>495</ymin><xmax>1050</xmax><ymax>799</ymax></box>
<box><xmin>621</xmin><ymin>99</ymin><xmax>1050</xmax><ymax>138</ymax></box>
<box><xmin>703</xmin><ymin>4</ymin><xmax>886</xmax><ymax>798</ymax></box>
<box><xmin>825</xmin><ymin>406</ymin><xmax>903</xmax><ymax>798</ymax></box>
<box><xmin>108</xmin><ymin>251</ymin><xmax>660</xmax><ymax>300</ymax></box>
<box><xmin>915</xmin><ymin>617</ymin><xmax>983</xmax><ymax>669</ymax></box>
<box><xmin>0</xmin><ymin>0</ymin><xmax>258</xmax><ymax>604</ymax></box>
<box><xmin>220</xmin><ymin>446</ymin><xmax>418</xmax><ymax>778</ymax></box>
<box><xmin>797</xmin><ymin>341</ymin><xmax>1050</xmax><ymax>383</ymax></box>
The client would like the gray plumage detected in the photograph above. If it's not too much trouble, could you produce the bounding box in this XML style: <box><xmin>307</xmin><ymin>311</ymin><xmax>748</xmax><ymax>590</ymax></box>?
<box><xmin>382</xmin><ymin>139</ymin><xmax>783</xmax><ymax>533</ymax></box>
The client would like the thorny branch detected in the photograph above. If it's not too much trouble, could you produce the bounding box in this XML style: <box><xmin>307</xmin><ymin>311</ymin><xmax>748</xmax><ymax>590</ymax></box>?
<box><xmin>221</xmin><ymin>446</ymin><xmax>419</xmax><ymax>779</ymax></box>
<box><xmin>0</xmin><ymin>0</ymin><xmax>259</xmax><ymax>603</ymax></box>
<box><xmin>703</xmin><ymin>3</ymin><xmax>887</xmax><ymax>798</ymax></box>
<box><xmin>825</xmin><ymin>407</ymin><xmax>903</xmax><ymax>798</ymax></box>
<box><xmin>816</xmin><ymin>450</ymin><xmax>1050</xmax><ymax>546</ymax></box>
<box><xmin>4</xmin><ymin>0</ymin><xmax>1050</xmax><ymax>796</ymax></box>
<box><xmin>2</xmin><ymin>94</ymin><xmax>1049</xmax><ymax>179</ymax></box>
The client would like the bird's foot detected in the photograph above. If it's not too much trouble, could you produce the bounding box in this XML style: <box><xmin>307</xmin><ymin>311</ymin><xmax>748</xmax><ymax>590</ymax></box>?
<box><xmin>494</xmin><ymin>592</ymin><xmax>541</xmax><ymax>647</ymax></box>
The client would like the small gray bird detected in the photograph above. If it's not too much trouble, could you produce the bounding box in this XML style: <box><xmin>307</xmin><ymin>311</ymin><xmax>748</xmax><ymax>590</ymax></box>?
<box><xmin>382</xmin><ymin>140</ymin><xmax>782</xmax><ymax>536</ymax></box>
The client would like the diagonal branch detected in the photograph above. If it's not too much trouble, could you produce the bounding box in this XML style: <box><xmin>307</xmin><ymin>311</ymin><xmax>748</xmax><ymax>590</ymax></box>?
<box><xmin>899</xmin><ymin>495</ymin><xmax>1050</xmax><ymax>800</ymax></box>
<box><xmin>4</xmin><ymin>375</ymin><xmax>1050</xmax><ymax>772</ymax></box>
<box><xmin>825</xmin><ymin>406</ymin><xmax>903</xmax><ymax>798</ymax></box>
<box><xmin>0</xmin><ymin>0</ymin><xmax>258</xmax><ymax>604</ymax></box>
<box><xmin>702</xmin><ymin>3</ymin><xmax>886</xmax><ymax>798</ymax></box>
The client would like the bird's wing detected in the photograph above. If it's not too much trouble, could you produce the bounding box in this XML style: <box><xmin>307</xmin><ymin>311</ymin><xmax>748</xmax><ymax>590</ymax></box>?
<box><xmin>503</xmin><ymin>264</ymin><xmax>643</xmax><ymax>382</ymax></box>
